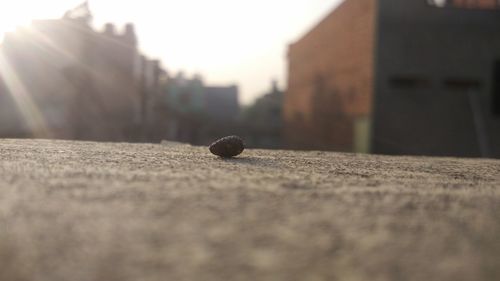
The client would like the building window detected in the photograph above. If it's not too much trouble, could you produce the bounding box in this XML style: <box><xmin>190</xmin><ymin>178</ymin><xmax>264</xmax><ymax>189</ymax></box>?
<box><xmin>493</xmin><ymin>61</ymin><xmax>500</xmax><ymax>116</ymax></box>
<box><xmin>389</xmin><ymin>76</ymin><xmax>431</xmax><ymax>89</ymax></box>
<box><xmin>443</xmin><ymin>78</ymin><xmax>481</xmax><ymax>91</ymax></box>
<box><xmin>428</xmin><ymin>0</ymin><xmax>500</xmax><ymax>9</ymax></box>
<box><xmin>428</xmin><ymin>0</ymin><xmax>447</xmax><ymax>7</ymax></box>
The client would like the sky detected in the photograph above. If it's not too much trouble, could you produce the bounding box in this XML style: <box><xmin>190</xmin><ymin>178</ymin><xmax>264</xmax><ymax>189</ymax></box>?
<box><xmin>0</xmin><ymin>0</ymin><xmax>342</xmax><ymax>104</ymax></box>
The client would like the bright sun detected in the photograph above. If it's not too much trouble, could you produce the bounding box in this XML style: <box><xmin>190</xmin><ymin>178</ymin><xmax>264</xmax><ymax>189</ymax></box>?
<box><xmin>0</xmin><ymin>7</ymin><xmax>33</xmax><ymax>39</ymax></box>
<box><xmin>0</xmin><ymin>14</ymin><xmax>23</xmax><ymax>37</ymax></box>
<box><xmin>0</xmin><ymin>0</ymin><xmax>79</xmax><ymax>40</ymax></box>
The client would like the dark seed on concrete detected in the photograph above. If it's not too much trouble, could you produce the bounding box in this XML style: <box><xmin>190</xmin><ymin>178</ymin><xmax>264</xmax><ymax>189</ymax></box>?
<box><xmin>209</xmin><ymin>135</ymin><xmax>245</xmax><ymax>158</ymax></box>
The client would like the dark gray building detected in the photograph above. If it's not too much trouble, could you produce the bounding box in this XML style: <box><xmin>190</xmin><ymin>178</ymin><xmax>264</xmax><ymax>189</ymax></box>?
<box><xmin>372</xmin><ymin>0</ymin><xmax>500</xmax><ymax>158</ymax></box>
<box><xmin>286</xmin><ymin>0</ymin><xmax>500</xmax><ymax>157</ymax></box>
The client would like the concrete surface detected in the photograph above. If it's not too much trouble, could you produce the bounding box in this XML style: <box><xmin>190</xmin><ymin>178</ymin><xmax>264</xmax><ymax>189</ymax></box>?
<box><xmin>0</xmin><ymin>139</ymin><xmax>499</xmax><ymax>281</ymax></box>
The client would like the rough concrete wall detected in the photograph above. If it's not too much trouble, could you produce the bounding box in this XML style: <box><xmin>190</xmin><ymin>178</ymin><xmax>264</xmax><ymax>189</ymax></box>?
<box><xmin>285</xmin><ymin>0</ymin><xmax>377</xmax><ymax>152</ymax></box>
<box><xmin>0</xmin><ymin>139</ymin><xmax>499</xmax><ymax>281</ymax></box>
<box><xmin>372</xmin><ymin>0</ymin><xmax>500</xmax><ymax>158</ymax></box>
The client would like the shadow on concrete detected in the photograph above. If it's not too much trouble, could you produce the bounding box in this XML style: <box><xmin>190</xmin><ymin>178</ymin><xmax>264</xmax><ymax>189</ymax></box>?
<box><xmin>218</xmin><ymin>156</ymin><xmax>278</xmax><ymax>167</ymax></box>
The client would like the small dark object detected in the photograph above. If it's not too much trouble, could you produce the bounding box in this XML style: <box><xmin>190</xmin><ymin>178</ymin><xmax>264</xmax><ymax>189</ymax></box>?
<box><xmin>209</xmin><ymin>135</ymin><xmax>245</xmax><ymax>158</ymax></box>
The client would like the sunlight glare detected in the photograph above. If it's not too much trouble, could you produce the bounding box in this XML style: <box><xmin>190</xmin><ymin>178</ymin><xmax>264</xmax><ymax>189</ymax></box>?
<box><xmin>0</xmin><ymin>0</ymin><xmax>342</xmax><ymax>104</ymax></box>
<box><xmin>0</xmin><ymin>0</ymin><xmax>80</xmax><ymax>39</ymax></box>
<box><xmin>0</xmin><ymin>11</ymin><xmax>29</xmax><ymax>39</ymax></box>
<box><xmin>0</xmin><ymin>52</ymin><xmax>51</xmax><ymax>138</ymax></box>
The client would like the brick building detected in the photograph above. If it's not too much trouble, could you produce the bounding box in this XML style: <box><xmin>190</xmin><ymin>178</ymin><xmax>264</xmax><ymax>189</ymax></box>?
<box><xmin>285</xmin><ymin>0</ymin><xmax>500</xmax><ymax>158</ymax></box>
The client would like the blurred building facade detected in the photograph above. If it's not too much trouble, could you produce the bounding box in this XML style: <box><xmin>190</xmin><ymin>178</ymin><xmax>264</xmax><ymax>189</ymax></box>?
<box><xmin>241</xmin><ymin>81</ymin><xmax>283</xmax><ymax>149</ymax></box>
<box><xmin>155</xmin><ymin>74</ymin><xmax>240</xmax><ymax>145</ymax></box>
<box><xmin>0</xmin><ymin>3</ymin><xmax>241</xmax><ymax>145</ymax></box>
<box><xmin>0</xmin><ymin>3</ymin><xmax>144</xmax><ymax>141</ymax></box>
<box><xmin>285</xmin><ymin>0</ymin><xmax>500</xmax><ymax>158</ymax></box>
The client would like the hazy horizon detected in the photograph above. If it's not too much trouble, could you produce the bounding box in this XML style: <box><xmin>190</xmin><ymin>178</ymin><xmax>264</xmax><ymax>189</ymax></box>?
<box><xmin>0</xmin><ymin>0</ymin><xmax>342</xmax><ymax>105</ymax></box>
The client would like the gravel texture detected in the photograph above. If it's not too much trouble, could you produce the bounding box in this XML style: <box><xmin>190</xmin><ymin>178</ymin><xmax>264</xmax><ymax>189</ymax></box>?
<box><xmin>0</xmin><ymin>138</ymin><xmax>499</xmax><ymax>281</ymax></box>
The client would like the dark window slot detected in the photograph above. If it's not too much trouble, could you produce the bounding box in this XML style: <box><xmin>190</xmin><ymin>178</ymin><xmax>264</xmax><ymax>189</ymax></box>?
<box><xmin>389</xmin><ymin>76</ymin><xmax>430</xmax><ymax>89</ymax></box>
<box><xmin>443</xmin><ymin>78</ymin><xmax>481</xmax><ymax>91</ymax></box>
<box><xmin>428</xmin><ymin>0</ymin><xmax>500</xmax><ymax>9</ymax></box>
